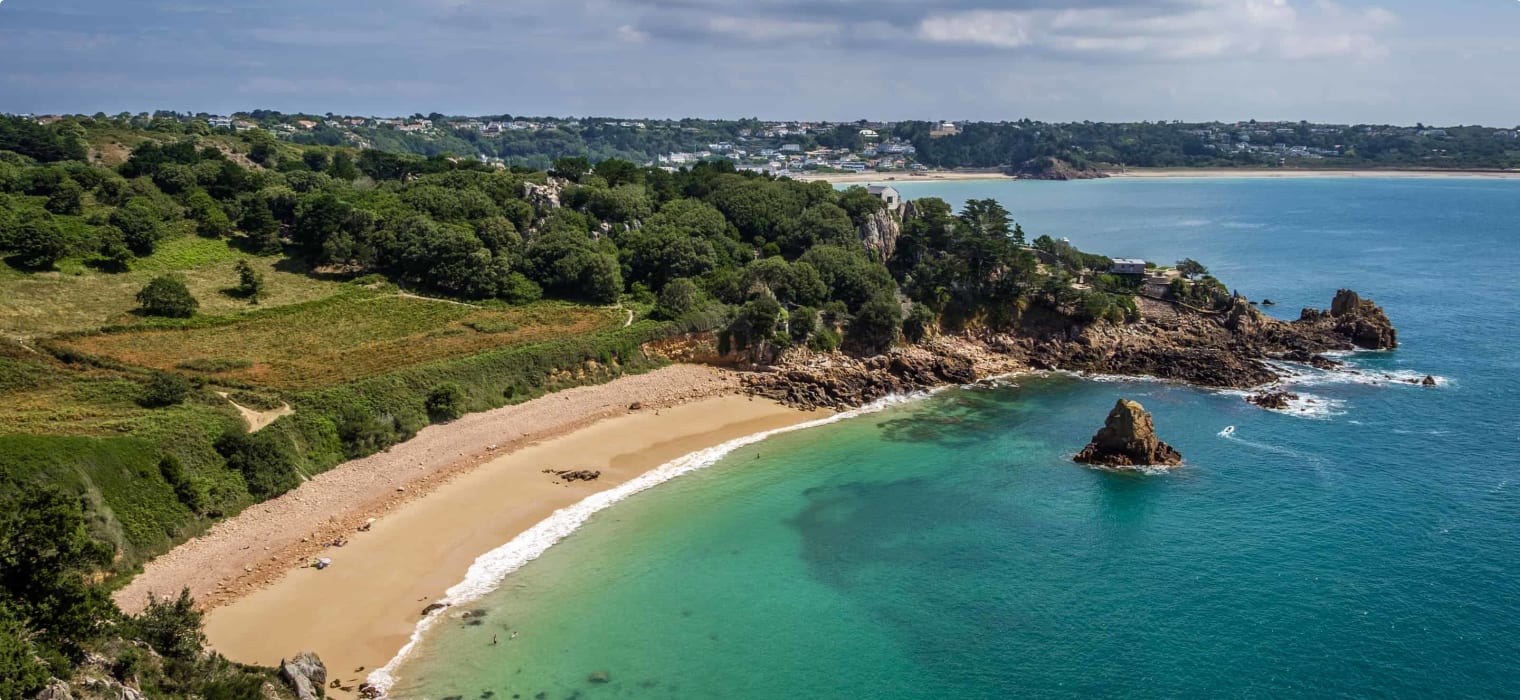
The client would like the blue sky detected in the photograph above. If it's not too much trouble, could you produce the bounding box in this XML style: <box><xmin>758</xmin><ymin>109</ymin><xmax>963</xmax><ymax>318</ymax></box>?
<box><xmin>1</xmin><ymin>0</ymin><xmax>1516</xmax><ymax>125</ymax></box>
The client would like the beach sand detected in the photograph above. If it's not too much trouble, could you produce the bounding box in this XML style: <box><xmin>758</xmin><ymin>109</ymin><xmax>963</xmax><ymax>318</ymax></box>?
<box><xmin>169</xmin><ymin>380</ymin><xmax>815</xmax><ymax>696</ymax></box>
<box><xmin>790</xmin><ymin>167</ymin><xmax>1520</xmax><ymax>185</ymax></box>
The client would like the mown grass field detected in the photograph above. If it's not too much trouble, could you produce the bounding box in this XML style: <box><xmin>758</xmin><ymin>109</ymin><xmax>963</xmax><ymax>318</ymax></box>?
<box><xmin>1</xmin><ymin>234</ymin><xmax>346</xmax><ymax>338</ymax></box>
<box><xmin>59</xmin><ymin>292</ymin><xmax>621</xmax><ymax>389</ymax></box>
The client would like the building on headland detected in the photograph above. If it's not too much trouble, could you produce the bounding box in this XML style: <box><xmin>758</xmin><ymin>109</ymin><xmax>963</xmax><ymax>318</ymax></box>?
<box><xmin>930</xmin><ymin>121</ymin><xmax>960</xmax><ymax>138</ymax></box>
<box><xmin>867</xmin><ymin>185</ymin><xmax>901</xmax><ymax>208</ymax></box>
<box><xmin>1110</xmin><ymin>259</ymin><xmax>1147</xmax><ymax>276</ymax></box>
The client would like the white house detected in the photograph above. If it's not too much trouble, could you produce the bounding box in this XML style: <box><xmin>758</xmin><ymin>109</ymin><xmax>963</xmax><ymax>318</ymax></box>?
<box><xmin>1111</xmin><ymin>259</ymin><xmax>1147</xmax><ymax>276</ymax></box>
<box><xmin>859</xmin><ymin>129</ymin><xmax>880</xmax><ymax>139</ymax></box>
<box><xmin>867</xmin><ymin>185</ymin><xmax>901</xmax><ymax>208</ymax></box>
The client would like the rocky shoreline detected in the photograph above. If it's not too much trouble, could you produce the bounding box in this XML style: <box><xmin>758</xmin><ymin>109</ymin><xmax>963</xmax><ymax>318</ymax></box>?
<box><xmin>744</xmin><ymin>289</ymin><xmax>1399</xmax><ymax>410</ymax></box>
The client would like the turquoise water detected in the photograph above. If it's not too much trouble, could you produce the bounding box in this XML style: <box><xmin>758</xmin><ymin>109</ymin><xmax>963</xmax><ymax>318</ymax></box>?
<box><xmin>390</xmin><ymin>178</ymin><xmax>1520</xmax><ymax>699</ymax></box>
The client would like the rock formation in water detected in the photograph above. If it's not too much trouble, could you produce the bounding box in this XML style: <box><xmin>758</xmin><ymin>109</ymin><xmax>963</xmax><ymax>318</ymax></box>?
<box><xmin>1074</xmin><ymin>399</ymin><xmax>1183</xmax><ymax>467</ymax></box>
<box><xmin>1297</xmin><ymin>289</ymin><xmax>1398</xmax><ymax>350</ymax></box>
<box><xmin>1246</xmin><ymin>390</ymin><xmax>1299</xmax><ymax>410</ymax></box>
<box><xmin>280</xmin><ymin>652</ymin><xmax>328</xmax><ymax>700</ymax></box>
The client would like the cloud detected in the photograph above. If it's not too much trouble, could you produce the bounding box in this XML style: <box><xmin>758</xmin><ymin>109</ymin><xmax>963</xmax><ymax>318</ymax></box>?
<box><xmin>914</xmin><ymin>0</ymin><xmax>1394</xmax><ymax>61</ymax></box>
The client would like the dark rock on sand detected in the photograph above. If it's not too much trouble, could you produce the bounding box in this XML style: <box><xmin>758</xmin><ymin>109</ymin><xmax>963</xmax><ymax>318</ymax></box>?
<box><xmin>1074</xmin><ymin>399</ymin><xmax>1183</xmax><ymax>468</ymax></box>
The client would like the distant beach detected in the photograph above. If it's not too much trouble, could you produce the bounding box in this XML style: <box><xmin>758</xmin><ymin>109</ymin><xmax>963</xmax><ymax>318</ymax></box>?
<box><xmin>793</xmin><ymin>167</ymin><xmax>1520</xmax><ymax>185</ymax></box>
<box><xmin>113</xmin><ymin>365</ymin><xmax>820</xmax><ymax>698</ymax></box>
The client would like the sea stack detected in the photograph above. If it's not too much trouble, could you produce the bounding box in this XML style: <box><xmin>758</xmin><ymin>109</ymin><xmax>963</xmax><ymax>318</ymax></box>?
<box><xmin>1074</xmin><ymin>399</ymin><xmax>1183</xmax><ymax>468</ymax></box>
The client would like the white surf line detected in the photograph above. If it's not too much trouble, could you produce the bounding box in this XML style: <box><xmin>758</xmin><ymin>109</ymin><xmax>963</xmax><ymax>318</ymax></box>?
<box><xmin>366</xmin><ymin>392</ymin><xmax>927</xmax><ymax>695</ymax></box>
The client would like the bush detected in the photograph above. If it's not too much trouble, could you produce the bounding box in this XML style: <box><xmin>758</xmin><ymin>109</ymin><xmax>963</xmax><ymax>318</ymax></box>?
<box><xmin>499</xmin><ymin>272</ymin><xmax>542</xmax><ymax>304</ymax></box>
<box><xmin>425</xmin><ymin>382</ymin><xmax>466</xmax><ymax>422</ymax></box>
<box><xmin>903</xmin><ymin>303</ymin><xmax>937</xmax><ymax>343</ymax></box>
<box><xmin>111</xmin><ymin>199</ymin><xmax>165</xmax><ymax>255</ymax></box>
<box><xmin>8</xmin><ymin>214</ymin><xmax>68</xmax><ymax>269</ymax></box>
<box><xmin>233</xmin><ymin>260</ymin><xmax>264</xmax><ymax>303</ymax></box>
<box><xmin>139</xmin><ymin>371</ymin><xmax>191</xmax><ymax>408</ymax></box>
<box><xmin>136</xmin><ymin>275</ymin><xmax>199</xmax><ymax>318</ymax></box>
<box><xmin>133</xmin><ymin>589</ymin><xmax>204</xmax><ymax>661</ymax></box>
<box><xmin>654</xmin><ymin>278</ymin><xmax>703</xmax><ymax>320</ymax></box>
<box><xmin>215</xmin><ymin>429</ymin><xmax>301</xmax><ymax>499</ymax></box>
<box><xmin>848</xmin><ymin>295</ymin><xmax>902</xmax><ymax>353</ymax></box>
<box><xmin>158</xmin><ymin>455</ymin><xmax>205</xmax><ymax>513</ymax></box>
<box><xmin>0</xmin><ymin>606</ymin><xmax>48</xmax><ymax>699</ymax></box>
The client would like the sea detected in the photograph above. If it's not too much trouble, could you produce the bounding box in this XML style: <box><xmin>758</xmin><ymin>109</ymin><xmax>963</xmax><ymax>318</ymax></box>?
<box><xmin>384</xmin><ymin>177</ymin><xmax>1520</xmax><ymax>699</ymax></box>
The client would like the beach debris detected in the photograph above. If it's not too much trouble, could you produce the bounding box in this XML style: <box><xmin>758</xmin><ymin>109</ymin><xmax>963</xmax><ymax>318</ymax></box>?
<box><xmin>327</xmin><ymin>537</ymin><xmax>348</xmax><ymax>548</ymax></box>
<box><xmin>422</xmin><ymin>601</ymin><xmax>449</xmax><ymax>616</ymax></box>
<box><xmin>279</xmin><ymin>651</ymin><xmax>328</xmax><ymax>700</ymax></box>
<box><xmin>588</xmin><ymin>671</ymin><xmax>611</xmax><ymax>684</ymax></box>
<box><xmin>313</xmin><ymin>558</ymin><xmax>332</xmax><ymax>570</ymax></box>
<box><xmin>358</xmin><ymin>518</ymin><xmax>375</xmax><ymax>532</ymax></box>
<box><xmin>628</xmin><ymin>401</ymin><xmax>644</xmax><ymax>411</ymax></box>
<box><xmin>542</xmin><ymin>469</ymin><xmax>601</xmax><ymax>482</ymax></box>
<box><xmin>1074</xmin><ymin>399</ymin><xmax>1183</xmax><ymax>468</ymax></box>
<box><xmin>396</xmin><ymin>486</ymin><xmax>406</xmax><ymax>492</ymax></box>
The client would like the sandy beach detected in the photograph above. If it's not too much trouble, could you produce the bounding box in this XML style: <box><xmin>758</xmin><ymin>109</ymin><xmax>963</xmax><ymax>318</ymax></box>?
<box><xmin>791</xmin><ymin>167</ymin><xmax>1520</xmax><ymax>185</ymax></box>
<box><xmin>114</xmin><ymin>365</ymin><xmax>820</xmax><ymax>695</ymax></box>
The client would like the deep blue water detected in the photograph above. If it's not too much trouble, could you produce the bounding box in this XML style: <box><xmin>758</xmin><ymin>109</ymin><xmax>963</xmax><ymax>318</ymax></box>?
<box><xmin>394</xmin><ymin>178</ymin><xmax>1520</xmax><ymax>699</ymax></box>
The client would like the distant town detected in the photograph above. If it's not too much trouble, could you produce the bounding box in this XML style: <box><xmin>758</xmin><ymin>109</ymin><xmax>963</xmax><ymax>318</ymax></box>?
<box><xmin>12</xmin><ymin>111</ymin><xmax>1520</xmax><ymax>173</ymax></box>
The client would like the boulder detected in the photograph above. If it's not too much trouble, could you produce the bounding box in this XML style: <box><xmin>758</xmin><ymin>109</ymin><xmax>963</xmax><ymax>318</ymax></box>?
<box><xmin>1422</xmin><ymin>375</ymin><xmax>1437</xmax><ymax>387</ymax></box>
<box><xmin>280</xmin><ymin>652</ymin><xmax>328</xmax><ymax>700</ymax></box>
<box><xmin>1074</xmin><ymin>399</ymin><xmax>1183</xmax><ymax>468</ymax></box>
<box><xmin>35</xmin><ymin>680</ymin><xmax>74</xmax><ymax>700</ymax></box>
<box><xmin>1298</xmin><ymin>289</ymin><xmax>1397</xmax><ymax>350</ymax></box>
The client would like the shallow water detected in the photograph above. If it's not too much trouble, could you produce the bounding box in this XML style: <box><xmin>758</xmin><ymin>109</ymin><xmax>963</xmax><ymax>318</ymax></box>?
<box><xmin>391</xmin><ymin>177</ymin><xmax>1520</xmax><ymax>699</ymax></box>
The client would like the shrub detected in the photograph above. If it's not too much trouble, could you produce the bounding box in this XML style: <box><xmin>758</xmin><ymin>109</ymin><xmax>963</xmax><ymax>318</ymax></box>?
<box><xmin>654</xmin><ymin>278</ymin><xmax>703</xmax><ymax>320</ymax></box>
<box><xmin>136</xmin><ymin>275</ymin><xmax>198</xmax><ymax>318</ymax></box>
<box><xmin>0</xmin><ymin>606</ymin><xmax>48</xmax><ymax>699</ymax></box>
<box><xmin>233</xmin><ymin>260</ymin><xmax>264</xmax><ymax>303</ymax></box>
<box><xmin>214</xmin><ymin>429</ymin><xmax>301</xmax><ymax>499</ymax></box>
<box><xmin>499</xmin><ymin>272</ymin><xmax>542</xmax><ymax>304</ymax></box>
<box><xmin>903</xmin><ymin>303</ymin><xmax>938</xmax><ymax>343</ymax></box>
<box><xmin>425</xmin><ymin>382</ymin><xmax>467</xmax><ymax>422</ymax></box>
<box><xmin>133</xmin><ymin>589</ymin><xmax>204</xmax><ymax>661</ymax></box>
<box><xmin>139</xmin><ymin>372</ymin><xmax>191</xmax><ymax>408</ymax></box>
<box><xmin>110</xmin><ymin>199</ymin><xmax>165</xmax><ymax>255</ymax></box>
<box><xmin>158</xmin><ymin>455</ymin><xmax>205</xmax><ymax>513</ymax></box>
<box><xmin>8</xmin><ymin>214</ymin><xmax>68</xmax><ymax>269</ymax></box>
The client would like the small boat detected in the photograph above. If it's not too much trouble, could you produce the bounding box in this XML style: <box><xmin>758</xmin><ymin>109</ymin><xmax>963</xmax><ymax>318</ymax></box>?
<box><xmin>1220</xmin><ymin>426</ymin><xmax>1236</xmax><ymax>436</ymax></box>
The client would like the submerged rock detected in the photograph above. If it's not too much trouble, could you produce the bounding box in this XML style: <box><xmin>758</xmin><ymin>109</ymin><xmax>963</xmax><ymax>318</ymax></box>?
<box><xmin>588</xmin><ymin>671</ymin><xmax>611</xmax><ymax>684</ymax></box>
<box><xmin>280</xmin><ymin>652</ymin><xmax>328</xmax><ymax>700</ymax></box>
<box><xmin>1422</xmin><ymin>375</ymin><xmax>1437</xmax><ymax>387</ymax></box>
<box><xmin>1074</xmin><ymin>399</ymin><xmax>1183</xmax><ymax>468</ymax></box>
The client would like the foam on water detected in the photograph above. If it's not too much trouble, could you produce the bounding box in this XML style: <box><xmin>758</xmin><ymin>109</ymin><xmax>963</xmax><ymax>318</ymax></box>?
<box><xmin>366</xmin><ymin>393</ymin><xmax>927</xmax><ymax>695</ymax></box>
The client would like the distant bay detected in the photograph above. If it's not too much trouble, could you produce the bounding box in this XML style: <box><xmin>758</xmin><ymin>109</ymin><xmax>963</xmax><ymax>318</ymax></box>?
<box><xmin>391</xmin><ymin>177</ymin><xmax>1520</xmax><ymax>699</ymax></box>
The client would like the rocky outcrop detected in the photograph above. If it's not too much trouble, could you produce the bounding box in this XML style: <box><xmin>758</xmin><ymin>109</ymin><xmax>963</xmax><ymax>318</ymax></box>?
<box><xmin>1297</xmin><ymin>289</ymin><xmax>1397</xmax><ymax>350</ymax></box>
<box><xmin>280</xmin><ymin>652</ymin><xmax>327</xmax><ymax>700</ymax></box>
<box><xmin>1009</xmin><ymin>157</ymin><xmax>1107</xmax><ymax>181</ymax></box>
<box><xmin>743</xmin><ymin>346</ymin><xmax>977</xmax><ymax>411</ymax></box>
<box><xmin>520</xmin><ymin>178</ymin><xmax>566</xmax><ymax>215</ymax></box>
<box><xmin>1246</xmin><ymin>390</ymin><xmax>1299</xmax><ymax>410</ymax></box>
<box><xmin>857</xmin><ymin>208</ymin><xmax>901</xmax><ymax>265</ymax></box>
<box><xmin>36</xmin><ymin>680</ymin><xmax>74</xmax><ymax>700</ymax></box>
<box><xmin>1074</xmin><ymin>399</ymin><xmax>1183</xmax><ymax>468</ymax></box>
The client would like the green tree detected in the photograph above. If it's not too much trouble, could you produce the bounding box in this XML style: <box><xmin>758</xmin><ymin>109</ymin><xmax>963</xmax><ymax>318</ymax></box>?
<box><xmin>234</xmin><ymin>259</ymin><xmax>265</xmax><ymax>303</ymax></box>
<box><xmin>139</xmin><ymin>371</ymin><xmax>192</xmax><ymax>408</ymax></box>
<box><xmin>9</xmin><ymin>214</ymin><xmax>69</xmax><ymax>269</ymax></box>
<box><xmin>0</xmin><ymin>605</ymin><xmax>49</xmax><ymax>699</ymax></box>
<box><xmin>1176</xmin><ymin>258</ymin><xmax>1208</xmax><ymax>280</ymax></box>
<box><xmin>426</xmin><ymin>382</ymin><xmax>467</xmax><ymax>422</ymax></box>
<box><xmin>550</xmin><ymin>156</ymin><xmax>591</xmax><ymax>182</ymax></box>
<box><xmin>110</xmin><ymin>199</ymin><xmax>165</xmax><ymax>255</ymax></box>
<box><xmin>133</xmin><ymin>589</ymin><xmax>204</xmax><ymax>661</ymax></box>
<box><xmin>136</xmin><ymin>275</ymin><xmax>199</xmax><ymax>318</ymax></box>
<box><xmin>44</xmin><ymin>177</ymin><xmax>83</xmax><ymax>215</ymax></box>
<box><xmin>849</xmin><ymin>295</ymin><xmax>903</xmax><ymax>353</ymax></box>
<box><xmin>327</xmin><ymin>150</ymin><xmax>361</xmax><ymax>181</ymax></box>
<box><xmin>654</xmin><ymin>277</ymin><xmax>704</xmax><ymax>320</ymax></box>
<box><xmin>0</xmin><ymin>488</ymin><xmax>115</xmax><ymax>658</ymax></box>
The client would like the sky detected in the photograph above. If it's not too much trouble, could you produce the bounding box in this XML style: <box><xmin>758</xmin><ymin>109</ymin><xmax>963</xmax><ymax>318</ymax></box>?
<box><xmin>0</xmin><ymin>0</ymin><xmax>1516</xmax><ymax>125</ymax></box>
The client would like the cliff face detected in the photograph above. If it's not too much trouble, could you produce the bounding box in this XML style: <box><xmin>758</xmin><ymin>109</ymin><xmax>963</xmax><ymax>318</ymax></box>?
<box><xmin>1074</xmin><ymin>399</ymin><xmax>1183</xmax><ymax>467</ymax></box>
<box><xmin>858</xmin><ymin>208</ymin><xmax>901</xmax><ymax>265</ymax></box>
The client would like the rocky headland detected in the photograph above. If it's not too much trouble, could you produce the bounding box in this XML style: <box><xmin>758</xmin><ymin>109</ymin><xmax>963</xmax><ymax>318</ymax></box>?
<box><xmin>742</xmin><ymin>289</ymin><xmax>1399</xmax><ymax>409</ymax></box>
<box><xmin>1074</xmin><ymin>399</ymin><xmax>1184</xmax><ymax>468</ymax></box>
